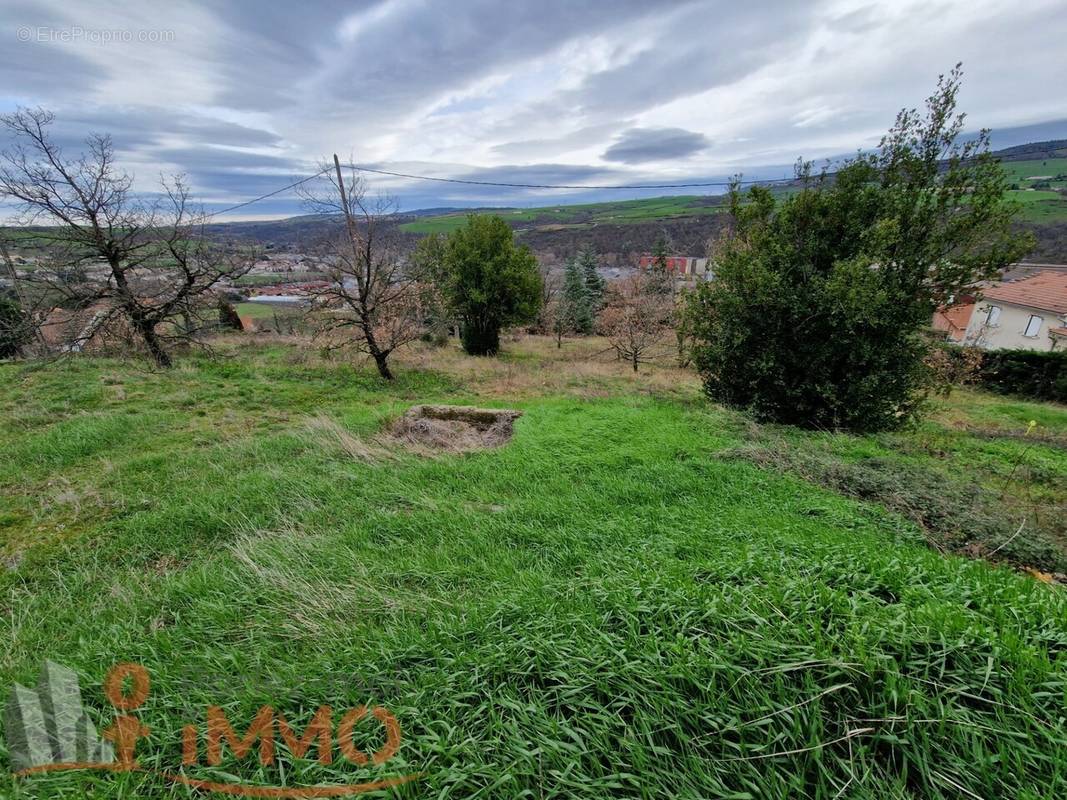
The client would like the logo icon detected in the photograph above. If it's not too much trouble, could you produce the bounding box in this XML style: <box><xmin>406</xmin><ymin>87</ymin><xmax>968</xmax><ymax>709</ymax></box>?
<box><xmin>5</xmin><ymin>660</ymin><xmax>115</xmax><ymax>772</ymax></box>
<box><xmin>5</xmin><ymin>661</ymin><xmax>419</xmax><ymax>797</ymax></box>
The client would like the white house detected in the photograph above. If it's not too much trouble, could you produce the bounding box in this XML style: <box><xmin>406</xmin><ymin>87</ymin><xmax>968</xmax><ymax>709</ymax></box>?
<box><xmin>963</xmin><ymin>271</ymin><xmax>1067</xmax><ymax>351</ymax></box>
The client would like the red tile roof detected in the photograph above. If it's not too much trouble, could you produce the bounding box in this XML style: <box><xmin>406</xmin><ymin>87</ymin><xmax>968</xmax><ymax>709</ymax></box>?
<box><xmin>981</xmin><ymin>271</ymin><xmax>1067</xmax><ymax>315</ymax></box>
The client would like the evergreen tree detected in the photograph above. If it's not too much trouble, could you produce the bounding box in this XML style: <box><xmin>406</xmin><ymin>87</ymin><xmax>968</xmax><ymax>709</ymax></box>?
<box><xmin>217</xmin><ymin>299</ymin><xmax>244</xmax><ymax>331</ymax></box>
<box><xmin>577</xmin><ymin>245</ymin><xmax>605</xmax><ymax>311</ymax></box>
<box><xmin>561</xmin><ymin>256</ymin><xmax>594</xmax><ymax>335</ymax></box>
<box><xmin>648</xmin><ymin>235</ymin><xmax>673</xmax><ymax>294</ymax></box>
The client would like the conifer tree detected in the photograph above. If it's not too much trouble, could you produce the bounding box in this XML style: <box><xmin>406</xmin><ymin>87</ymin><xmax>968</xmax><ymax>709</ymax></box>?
<box><xmin>561</xmin><ymin>256</ymin><xmax>594</xmax><ymax>335</ymax></box>
<box><xmin>648</xmin><ymin>235</ymin><xmax>674</xmax><ymax>294</ymax></box>
<box><xmin>578</xmin><ymin>245</ymin><xmax>605</xmax><ymax>311</ymax></box>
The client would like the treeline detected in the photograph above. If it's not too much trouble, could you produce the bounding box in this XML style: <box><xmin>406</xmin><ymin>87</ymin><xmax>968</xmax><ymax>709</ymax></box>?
<box><xmin>1016</xmin><ymin>221</ymin><xmax>1067</xmax><ymax>263</ymax></box>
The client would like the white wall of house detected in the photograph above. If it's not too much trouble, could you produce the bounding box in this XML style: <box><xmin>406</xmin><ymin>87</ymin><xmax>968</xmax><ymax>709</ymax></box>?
<box><xmin>963</xmin><ymin>301</ymin><xmax>1063</xmax><ymax>351</ymax></box>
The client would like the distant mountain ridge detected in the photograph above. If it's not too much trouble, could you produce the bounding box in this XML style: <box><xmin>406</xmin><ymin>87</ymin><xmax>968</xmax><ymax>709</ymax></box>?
<box><xmin>991</xmin><ymin>139</ymin><xmax>1067</xmax><ymax>161</ymax></box>
<box><xmin>183</xmin><ymin>141</ymin><xmax>1067</xmax><ymax>263</ymax></box>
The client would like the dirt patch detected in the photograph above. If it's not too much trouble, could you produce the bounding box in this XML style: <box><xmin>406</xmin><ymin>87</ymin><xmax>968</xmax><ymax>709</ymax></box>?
<box><xmin>389</xmin><ymin>405</ymin><xmax>523</xmax><ymax>453</ymax></box>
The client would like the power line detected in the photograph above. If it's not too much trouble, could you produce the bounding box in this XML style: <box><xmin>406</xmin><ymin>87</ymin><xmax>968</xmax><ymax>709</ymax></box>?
<box><xmin>201</xmin><ymin>160</ymin><xmax>803</xmax><ymax>219</ymax></box>
<box><xmin>343</xmin><ymin>162</ymin><xmax>795</xmax><ymax>190</ymax></box>
<box><xmin>203</xmin><ymin>165</ymin><xmax>332</xmax><ymax>219</ymax></box>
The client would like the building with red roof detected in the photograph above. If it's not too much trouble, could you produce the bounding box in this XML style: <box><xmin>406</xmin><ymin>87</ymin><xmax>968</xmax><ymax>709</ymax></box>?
<box><xmin>962</xmin><ymin>270</ymin><xmax>1067</xmax><ymax>351</ymax></box>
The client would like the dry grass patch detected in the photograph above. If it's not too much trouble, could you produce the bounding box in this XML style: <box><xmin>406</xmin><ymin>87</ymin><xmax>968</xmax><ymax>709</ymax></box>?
<box><xmin>389</xmin><ymin>404</ymin><xmax>522</xmax><ymax>453</ymax></box>
<box><xmin>306</xmin><ymin>404</ymin><xmax>522</xmax><ymax>461</ymax></box>
<box><xmin>394</xmin><ymin>335</ymin><xmax>700</xmax><ymax>400</ymax></box>
<box><xmin>304</xmin><ymin>413</ymin><xmax>394</xmax><ymax>463</ymax></box>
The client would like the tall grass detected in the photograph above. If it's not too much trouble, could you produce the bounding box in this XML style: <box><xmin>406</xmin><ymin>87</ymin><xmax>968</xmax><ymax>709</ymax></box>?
<box><xmin>0</xmin><ymin>343</ymin><xmax>1064</xmax><ymax>798</ymax></box>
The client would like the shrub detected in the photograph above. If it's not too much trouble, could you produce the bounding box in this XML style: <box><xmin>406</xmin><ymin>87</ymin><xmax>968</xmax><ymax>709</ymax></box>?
<box><xmin>977</xmin><ymin>348</ymin><xmax>1067</xmax><ymax>403</ymax></box>
<box><xmin>0</xmin><ymin>292</ymin><xmax>30</xmax><ymax>358</ymax></box>
<box><xmin>217</xmin><ymin>299</ymin><xmax>244</xmax><ymax>331</ymax></box>
<box><xmin>684</xmin><ymin>67</ymin><xmax>1031</xmax><ymax>432</ymax></box>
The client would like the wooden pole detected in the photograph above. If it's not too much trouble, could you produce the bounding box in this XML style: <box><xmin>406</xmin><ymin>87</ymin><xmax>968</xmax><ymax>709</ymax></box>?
<box><xmin>333</xmin><ymin>154</ymin><xmax>358</xmax><ymax>243</ymax></box>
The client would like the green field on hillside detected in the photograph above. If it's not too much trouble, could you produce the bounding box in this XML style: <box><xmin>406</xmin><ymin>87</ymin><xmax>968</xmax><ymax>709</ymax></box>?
<box><xmin>400</xmin><ymin>157</ymin><xmax>1067</xmax><ymax>234</ymax></box>
<box><xmin>1</xmin><ymin>338</ymin><xmax>1065</xmax><ymax>798</ymax></box>
<box><xmin>1007</xmin><ymin>188</ymin><xmax>1067</xmax><ymax>222</ymax></box>
<box><xmin>400</xmin><ymin>195</ymin><xmax>727</xmax><ymax>234</ymax></box>
<box><xmin>1003</xmin><ymin>157</ymin><xmax>1067</xmax><ymax>188</ymax></box>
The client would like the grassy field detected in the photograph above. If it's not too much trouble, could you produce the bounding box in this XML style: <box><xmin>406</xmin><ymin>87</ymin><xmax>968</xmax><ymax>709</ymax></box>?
<box><xmin>1002</xmin><ymin>157</ymin><xmax>1067</xmax><ymax>189</ymax></box>
<box><xmin>400</xmin><ymin>157</ymin><xmax>1067</xmax><ymax>234</ymax></box>
<box><xmin>234</xmin><ymin>301</ymin><xmax>309</xmax><ymax>321</ymax></box>
<box><xmin>1006</xmin><ymin>188</ymin><xmax>1067</xmax><ymax>223</ymax></box>
<box><xmin>399</xmin><ymin>196</ymin><xmax>727</xmax><ymax>235</ymax></box>
<box><xmin>1</xmin><ymin>337</ymin><xmax>1065</xmax><ymax>798</ymax></box>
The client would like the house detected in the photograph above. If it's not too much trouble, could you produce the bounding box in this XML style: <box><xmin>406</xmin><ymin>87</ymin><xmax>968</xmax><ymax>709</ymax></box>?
<box><xmin>932</xmin><ymin>293</ymin><xmax>977</xmax><ymax>341</ymax></box>
<box><xmin>962</xmin><ymin>271</ymin><xmax>1067</xmax><ymax>351</ymax></box>
<box><xmin>636</xmin><ymin>254</ymin><xmax>712</xmax><ymax>281</ymax></box>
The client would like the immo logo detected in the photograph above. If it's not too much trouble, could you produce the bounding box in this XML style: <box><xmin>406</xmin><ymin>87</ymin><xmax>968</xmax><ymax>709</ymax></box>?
<box><xmin>4</xmin><ymin>661</ymin><xmax>419</xmax><ymax>797</ymax></box>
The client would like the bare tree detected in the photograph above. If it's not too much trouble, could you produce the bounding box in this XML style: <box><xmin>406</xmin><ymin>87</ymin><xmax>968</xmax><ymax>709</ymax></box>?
<box><xmin>535</xmin><ymin>262</ymin><xmax>559</xmax><ymax>328</ymax></box>
<box><xmin>299</xmin><ymin>156</ymin><xmax>424</xmax><ymax>380</ymax></box>
<box><xmin>0</xmin><ymin>108</ymin><xmax>255</xmax><ymax>367</ymax></box>
<box><xmin>599</xmin><ymin>273</ymin><xmax>673</xmax><ymax>372</ymax></box>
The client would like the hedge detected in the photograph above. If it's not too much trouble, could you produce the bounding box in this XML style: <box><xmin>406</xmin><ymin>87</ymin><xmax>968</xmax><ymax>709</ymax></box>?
<box><xmin>971</xmin><ymin>347</ymin><xmax>1067</xmax><ymax>403</ymax></box>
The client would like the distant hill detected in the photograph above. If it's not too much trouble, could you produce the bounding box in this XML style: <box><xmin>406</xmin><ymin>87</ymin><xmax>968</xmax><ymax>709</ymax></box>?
<box><xmin>992</xmin><ymin>139</ymin><xmax>1067</xmax><ymax>161</ymax></box>
<box><xmin>180</xmin><ymin>143</ymin><xmax>1067</xmax><ymax>263</ymax></box>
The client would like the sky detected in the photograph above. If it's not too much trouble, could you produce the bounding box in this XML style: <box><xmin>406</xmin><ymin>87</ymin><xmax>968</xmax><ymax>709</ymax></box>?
<box><xmin>2</xmin><ymin>0</ymin><xmax>1067</xmax><ymax>218</ymax></box>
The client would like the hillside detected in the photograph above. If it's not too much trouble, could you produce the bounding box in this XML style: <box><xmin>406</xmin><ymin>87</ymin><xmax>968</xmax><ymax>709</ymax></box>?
<box><xmin>8</xmin><ymin>150</ymin><xmax>1064</xmax><ymax>264</ymax></box>
<box><xmin>1</xmin><ymin>337</ymin><xmax>1065</xmax><ymax>797</ymax></box>
<box><xmin>397</xmin><ymin>153</ymin><xmax>1067</xmax><ymax>242</ymax></box>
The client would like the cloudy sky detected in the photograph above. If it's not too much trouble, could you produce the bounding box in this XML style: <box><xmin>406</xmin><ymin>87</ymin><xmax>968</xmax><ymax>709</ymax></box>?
<box><xmin>3</xmin><ymin>0</ymin><xmax>1066</xmax><ymax>217</ymax></box>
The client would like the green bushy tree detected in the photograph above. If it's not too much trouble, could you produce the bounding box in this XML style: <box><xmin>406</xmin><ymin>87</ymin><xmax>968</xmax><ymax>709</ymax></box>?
<box><xmin>434</xmin><ymin>215</ymin><xmax>542</xmax><ymax>355</ymax></box>
<box><xmin>684</xmin><ymin>66</ymin><xmax>1032</xmax><ymax>432</ymax></box>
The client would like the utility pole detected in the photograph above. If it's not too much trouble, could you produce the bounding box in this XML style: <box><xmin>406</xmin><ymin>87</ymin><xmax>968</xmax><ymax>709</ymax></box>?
<box><xmin>333</xmin><ymin>153</ymin><xmax>366</xmax><ymax>293</ymax></box>
<box><xmin>333</xmin><ymin>154</ymin><xmax>358</xmax><ymax>244</ymax></box>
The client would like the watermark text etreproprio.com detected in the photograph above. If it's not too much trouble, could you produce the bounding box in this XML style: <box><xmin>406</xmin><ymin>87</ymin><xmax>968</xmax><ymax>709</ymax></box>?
<box><xmin>17</xmin><ymin>26</ymin><xmax>176</xmax><ymax>44</ymax></box>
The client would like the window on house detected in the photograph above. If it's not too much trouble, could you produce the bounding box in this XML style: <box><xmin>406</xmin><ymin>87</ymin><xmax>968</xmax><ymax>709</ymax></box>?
<box><xmin>1024</xmin><ymin>315</ymin><xmax>1043</xmax><ymax>338</ymax></box>
<box><xmin>986</xmin><ymin>306</ymin><xmax>1001</xmax><ymax>326</ymax></box>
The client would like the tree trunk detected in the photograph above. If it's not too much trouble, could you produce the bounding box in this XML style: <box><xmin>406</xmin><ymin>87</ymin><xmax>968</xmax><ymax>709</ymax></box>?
<box><xmin>461</xmin><ymin>317</ymin><xmax>500</xmax><ymax>356</ymax></box>
<box><xmin>372</xmin><ymin>351</ymin><xmax>394</xmax><ymax>380</ymax></box>
<box><xmin>632</xmin><ymin>352</ymin><xmax>639</xmax><ymax>372</ymax></box>
<box><xmin>359</xmin><ymin>315</ymin><xmax>395</xmax><ymax>380</ymax></box>
<box><xmin>137</xmin><ymin>319</ymin><xmax>172</xmax><ymax>368</ymax></box>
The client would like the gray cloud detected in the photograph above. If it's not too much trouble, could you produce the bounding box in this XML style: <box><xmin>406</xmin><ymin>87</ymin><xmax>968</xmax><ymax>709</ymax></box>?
<box><xmin>603</xmin><ymin>128</ymin><xmax>710</xmax><ymax>164</ymax></box>
<box><xmin>1</xmin><ymin>0</ymin><xmax>1065</xmax><ymax>217</ymax></box>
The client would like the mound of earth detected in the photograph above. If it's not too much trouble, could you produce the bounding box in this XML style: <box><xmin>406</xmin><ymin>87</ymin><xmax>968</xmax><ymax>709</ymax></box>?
<box><xmin>390</xmin><ymin>405</ymin><xmax>522</xmax><ymax>452</ymax></box>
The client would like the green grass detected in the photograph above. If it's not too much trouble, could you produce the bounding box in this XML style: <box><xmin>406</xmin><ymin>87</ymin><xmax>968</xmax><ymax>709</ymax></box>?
<box><xmin>399</xmin><ymin>196</ymin><xmax>727</xmax><ymax>234</ymax></box>
<box><xmin>0</xmin><ymin>342</ymin><xmax>1065</xmax><ymax>798</ymax></box>
<box><xmin>1001</xmin><ymin>158</ymin><xmax>1067</xmax><ymax>189</ymax></box>
<box><xmin>730</xmin><ymin>389</ymin><xmax>1067</xmax><ymax>571</ymax></box>
<box><xmin>235</xmin><ymin>301</ymin><xmax>303</xmax><ymax>320</ymax></box>
<box><xmin>399</xmin><ymin>160</ymin><xmax>1067</xmax><ymax>233</ymax></box>
<box><xmin>999</xmin><ymin>157</ymin><xmax>1067</xmax><ymax>223</ymax></box>
<box><xmin>1006</xmin><ymin>188</ymin><xmax>1067</xmax><ymax>223</ymax></box>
